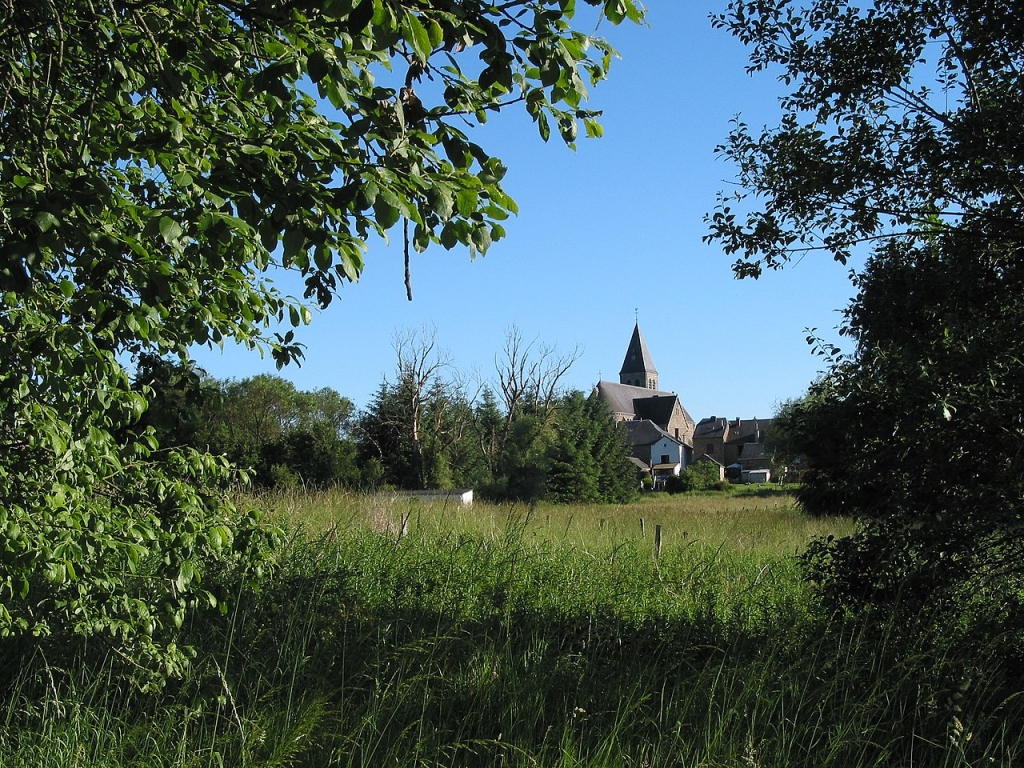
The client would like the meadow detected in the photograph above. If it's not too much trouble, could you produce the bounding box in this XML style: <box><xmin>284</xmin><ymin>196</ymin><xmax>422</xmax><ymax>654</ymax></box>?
<box><xmin>3</xmin><ymin>489</ymin><xmax>1022</xmax><ymax>767</ymax></box>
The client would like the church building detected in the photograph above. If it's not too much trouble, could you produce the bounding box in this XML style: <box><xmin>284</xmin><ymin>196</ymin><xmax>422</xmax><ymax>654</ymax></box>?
<box><xmin>594</xmin><ymin>323</ymin><xmax>696</xmax><ymax>485</ymax></box>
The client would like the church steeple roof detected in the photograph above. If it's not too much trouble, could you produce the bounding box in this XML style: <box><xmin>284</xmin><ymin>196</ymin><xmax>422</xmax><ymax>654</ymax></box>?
<box><xmin>619</xmin><ymin>322</ymin><xmax>657</xmax><ymax>387</ymax></box>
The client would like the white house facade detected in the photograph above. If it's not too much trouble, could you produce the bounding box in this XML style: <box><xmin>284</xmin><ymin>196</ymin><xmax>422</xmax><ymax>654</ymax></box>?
<box><xmin>648</xmin><ymin>433</ymin><xmax>686</xmax><ymax>487</ymax></box>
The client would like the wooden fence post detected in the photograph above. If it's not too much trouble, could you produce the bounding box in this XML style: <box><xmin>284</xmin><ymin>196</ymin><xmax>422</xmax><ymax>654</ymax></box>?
<box><xmin>655</xmin><ymin>524</ymin><xmax>663</xmax><ymax>559</ymax></box>
<box><xmin>640</xmin><ymin>517</ymin><xmax>645</xmax><ymax>537</ymax></box>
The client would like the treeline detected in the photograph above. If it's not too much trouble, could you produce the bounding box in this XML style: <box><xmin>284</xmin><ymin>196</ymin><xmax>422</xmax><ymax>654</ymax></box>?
<box><xmin>133</xmin><ymin>329</ymin><xmax>638</xmax><ymax>504</ymax></box>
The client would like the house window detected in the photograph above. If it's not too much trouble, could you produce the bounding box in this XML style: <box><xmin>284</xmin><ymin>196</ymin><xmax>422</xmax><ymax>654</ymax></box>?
<box><xmin>706</xmin><ymin>443</ymin><xmax>715</xmax><ymax>455</ymax></box>
<box><xmin>660</xmin><ymin>454</ymin><xmax>670</xmax><ymax>464</ymax></box>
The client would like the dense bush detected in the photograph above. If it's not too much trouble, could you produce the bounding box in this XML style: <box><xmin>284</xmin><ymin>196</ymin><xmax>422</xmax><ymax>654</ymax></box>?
<box><xmin>665</xmin><ymin>462</ymin><xmax>729</xmax><ymax>494</ymax></box>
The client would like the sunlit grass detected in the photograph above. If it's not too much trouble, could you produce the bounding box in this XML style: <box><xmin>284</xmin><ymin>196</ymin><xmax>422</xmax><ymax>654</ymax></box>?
<box><xmin>4</xmin><ymin>489</ymin><xmax>1020</xmax><ymax>767</ymax></box>
<box><xmin>258</xmin><ymin>485</ymin><xmax>856</xmax><ymax>557</ymax></box>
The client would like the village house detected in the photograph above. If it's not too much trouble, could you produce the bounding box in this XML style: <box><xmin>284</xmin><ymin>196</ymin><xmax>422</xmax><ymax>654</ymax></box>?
<box><xmin>596</xmin><ymin>323</ymin><xmax>774</xmax><ymax>485</ymax></box>
<box><xmin>594</xmin><ymin>323</ymin><xmax>696</xmax><ymax>487</ymax></box>
<box><xmin>693</xmin><ymin>415</ymin><xmax>774</xmax><ymax>482</ymax></box>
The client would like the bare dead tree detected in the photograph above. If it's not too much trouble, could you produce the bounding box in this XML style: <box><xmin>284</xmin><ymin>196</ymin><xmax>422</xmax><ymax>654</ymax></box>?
<box><xmin>495</xmin><ymin>325</ymin><xmax>581</xmax><ymax>455</ymax></box>
<box><xmin>392</xmin><ymin>325</ymin><xmax>452</xmax><ymax>488</ymax></box>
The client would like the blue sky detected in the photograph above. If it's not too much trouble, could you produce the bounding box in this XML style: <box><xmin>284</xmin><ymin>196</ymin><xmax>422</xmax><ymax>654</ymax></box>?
<box><xmin>191</xmin><ymin>3</ymin><xmax>858</xmax><ymax>420</ymax></box>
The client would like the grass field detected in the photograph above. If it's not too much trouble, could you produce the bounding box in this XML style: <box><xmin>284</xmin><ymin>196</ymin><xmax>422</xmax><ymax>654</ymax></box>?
<box><xmin>3</xmin><ymin>489</ymin><xmax>1022</xmax><ymax>767</ymax></box>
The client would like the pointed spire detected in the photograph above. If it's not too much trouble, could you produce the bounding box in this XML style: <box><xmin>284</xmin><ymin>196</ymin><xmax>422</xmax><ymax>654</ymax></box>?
<box><xmin>619</xmin><ymin>322</ymin><xmax>658</xmax><ymax>389</ymax></box>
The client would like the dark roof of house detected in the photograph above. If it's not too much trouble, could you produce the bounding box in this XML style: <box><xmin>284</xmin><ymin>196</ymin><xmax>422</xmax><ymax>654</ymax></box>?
<box><xmin>737</xmin><ymin>444</ymin><xmax>768</xmax><ymax>461</ymax></box>
<box><xmin>727</xmin><ymin>418</ymin><xmax>774</xmax><ymax>443</ymax></box>
<box><xmin>595</xmin><ymin>382</ymin><xmax>696</xmax><ymax>442</ymax></box>
<box><xmin>594</xmin><ymin>381</ymin><xmax>676</xmax><ymax>415</ymax></box>
<box><xmin>693</xmin><ymin>416</ymin><xmax>728</xmax><ymax>440</ymax></box>
<box><xmin>619</xmin><ymin>322</ymin><xmax>657</xmax><ymax>377</ymax></box>
<box><xmin>634</xmin><ymin>396</ymin><xmax>679</xmax><ymax>429</ymax></box>
<box><xmin>695</xmin><ymin>453</ymin><xmax>724</xmax><ymax>467</ymax></box>
<box><xmin>619</xmin><ymin>419</ymin><xmax>679</xmax><ymax>448</ymax></box>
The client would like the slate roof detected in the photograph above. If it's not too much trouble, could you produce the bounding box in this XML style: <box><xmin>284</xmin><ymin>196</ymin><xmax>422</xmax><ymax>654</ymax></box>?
<box><xmin>595</xmin><ymin>381</ymin><xmax>676</xmax><ymax>416</ymax></box>
<box><xmin>595</xmin><ymin>381</ymin><xmax>696</xmax><ymax>444</ymax></box>
<box><xmin>619</xmin><ymin>322</ymin><xmax>657</xmax><ymax>378</ymax></box>
<box><xmin>693</xmin><ymin>416</ymin><xmax>728</xmax><ymax>440</ymax></box>
<box><xmin>633</xmin><ymin>395</ymin><xmax>678</xmax><ymax>428</ymax></box>
<box><xmin>727</xmin><ymin>418</ymin><xmax>774</xmax><ymax>443</ymax></box>
<box><xmin>620</xmin><ymin>419</ymin><xmax>678</xmax><ymax>448</ymax></box>
<box><xmin>737</xmin><ymin>443</ymin><xmax>768</xmax><ymax>461</ymax></box>
<box><xmin>724</xmin><ymin>421</ymin><xmax>770</xmax><ymax>444</ymax></box>
<box><xmin>695</xmin><ymin>454</ymin><xmax>724</xmax><ymax>467</ymax></box>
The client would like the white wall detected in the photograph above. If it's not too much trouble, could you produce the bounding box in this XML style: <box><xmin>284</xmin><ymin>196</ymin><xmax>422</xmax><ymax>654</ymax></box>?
<box><xmin>650</xmin><ymin>436</ymin><xmax>685</xmax><ymax>474</ymax></box>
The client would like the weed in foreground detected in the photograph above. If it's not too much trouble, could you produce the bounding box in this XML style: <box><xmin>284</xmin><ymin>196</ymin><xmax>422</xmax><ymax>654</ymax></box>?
<box><xmin>2</xmin><ymin>493</ymin><xmax>1020</xmax><ymax>767</ymax></box>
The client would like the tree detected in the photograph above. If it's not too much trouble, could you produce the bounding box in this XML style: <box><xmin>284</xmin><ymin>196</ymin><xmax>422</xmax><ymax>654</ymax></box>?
<box><xmin>667</xmin><ymin>460</ymin><xmax>725</xmax><ymax>493</ymax></box>
<box><xmin>798</xmin><ymin>232</ymin><xmax>1024</xmax><ymax>608</ymax></box>
<box><xmin>207</xmin><ymin>374</ymin><xmax>359</xmax><ymax>488</ymax></box>
<box><xmin>131</xmin><ymin>353</ymin><xmax>221</xmax><ymax>450</ymax></box>
<box><xmin>261</xmin><ymin>421</ymin><xmax>361</xmax><ymax>489</ymax></box>
<box><xmin>357</xmin><ymin>327</ymin><xmax>450</xmax><ymax>489</ymax></box>
<box><xmin>1</xmin><ymin>0</ymin><xmax>643</xmax><ymax>675</ymax></box>
<box><xmin>356</xmin><ymin>327</ymin><xmax>484</xmax><ymax>489</ymax></box>
<box><xmin>707</xmin><ymin>0</ymin><xmax>1024</xmax><ymax>615</ymax></box>
<box><xmin>471</xmin><ymin>387</ymin><xmax>505</xmax><ymax>478</ymax></box>
<box><xmin>496</xmin><ymin>326</ymin><xmax>581</xmax><ymax>448</ymax></box>
<box><xmin>478</xmin><ymin>325</ymin><xmax>581</xmax><ymax>500</ymax></box>
<box><xmin>763</xmin><ymin>395</ymin><xmax>813</xmax><ymax>481</ymax></box>
<box><xmin>297</xmin><ymin>387</ymin><xmax>356</xmax><ymax>440</ymax></box>
<box><xmin>707</xmin><ymin>0</ymin><xmax>1024</xmax><ymax>278</ymax></box>
<box><xmin>215</xmin><ymin>375</ymin><xmax>304</xmax><ymax>464</ymax></box>
<box><xmin>541</xmin><ymin>390</ymin><xmax>637</xmax><ymax>504</ymax></box>
<box><xmin>545</xmin><ymin>391</ymin><xmax>602</xmax><ymax>504</ymax></box>
<box><xmin>585</xmin><ymin>391</ymin><xmax>639</xmax><ymax>503</ymax></box>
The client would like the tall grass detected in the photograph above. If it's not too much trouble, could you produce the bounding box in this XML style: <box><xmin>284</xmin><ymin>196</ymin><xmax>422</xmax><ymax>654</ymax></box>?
<box><xmin>2</xmin><ymin>490</ymin><xmax>1021</xmax><ymax>767</ymax></box>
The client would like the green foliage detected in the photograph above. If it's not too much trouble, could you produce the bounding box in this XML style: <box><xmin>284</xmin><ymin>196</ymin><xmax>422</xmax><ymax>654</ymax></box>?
<box><xmin>683</xmin><ymin>460</ymin><xmax>728</xmax><ymax>492</ymax></box>
<box><xmin>707</xmin><ymin>0</ymin><xmax>1024</xmax><ymax>278</ymax></box>
<box><xmin>708</xmin><ymin>0</ymin><xmax>1024</xmax><ymax>619</ymax></box>
<box><xmin>3</xmin><ymin>496</ymin><xmax>1020</xmax><ymax>768</ymax></box>
<box><xmin>1</xmin><ymin>0</ymin><xmax>642</xmax><ymax>675</ymax></box>
<box><xmin>207</xmin><ymin>373</ymin><xmax>360</xmax><ymax>488</ymax></box>
<box><xmin>663</xmin><ymin>462</ymin><xmax>724</xmax><ymax>494</ymax></box>
<box><xmin>132</xmin><ymin>353</ymin><xmax>221</xmax><ymax>449</ymax></box>
<box><xmin>764</xmin><ymin>395</ymin><xmax>812</xmax><ymax>479</ymax></box>
<box><xmin>357</xmin><ymin>376</ymin><xmax>481</xmax><ymax>491</ymax></box>
<box><xmin>544</xmin><ymin>391</ymin><xmax>637</xmax><ymax>504</ymax></box>
<box><xmin>491</xmin><ymin>413</ymin><xmax>553</xmax><ymax>502</ymax></box>
<box><xmin>799</xmin><ymin>232</ymin><xmax>1024</xmax><ymax>611</ymax></box>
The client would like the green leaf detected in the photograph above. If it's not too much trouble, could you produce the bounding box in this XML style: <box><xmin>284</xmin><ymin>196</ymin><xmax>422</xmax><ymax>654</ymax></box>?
<box><xmin>537</xmin><ymin>113</ymin><xmax>551</xmax><ymax>142</ymax></box>
<box><xmin>456</xmin><ymin>188</ymin><xmax>478</xmax><ymax>217</ymax></box>
<box><xmin>314</xmin><ymin>244</ymin><xmax>332</xmax><ymax>270</ymax></box>
<box><xmin>307</xmin><ymin>50</ymin><xmax>330</xmax><ymax>83</ymax></box>
<box><xmin>427</xmin><ymin>185</ymin><xmax>455</xmax><ymax>221</ymax></box>
<box><xmin>471</xmin><ymin>223</ymin><xmax>492</xmax><ymax>252</ymax></box>
<box><xmin>584</xmin><ymin>117</ymin><xmax>604</xmax><ymax>139</ymax></box>
<box><xmin>159</xmin><ymin>217</ymin><xmax>183</xmax><ymax>243</ymax></box>
<box><xmin>282</xmin><ymin>228</ymin><xmax>306</xmax><ymax>262</ymax></box>
<box><xmin>34</xmin><ymin>212</ymin><xmax>59</xmax><ymax>232</ymax></box>
<box><xmin>373</xmin><ymin>198</ymin><xmax>402</xmax><ymax>230</ymax></box>
<box><xmin>402</xmin><ymin>10</ymin><xmax>433</xmax><ymax>63</ymax></box>
<box><xmin>425</xmin><ymin>17</ymin><xmax>444</xmax><ymax>49</ymax></box>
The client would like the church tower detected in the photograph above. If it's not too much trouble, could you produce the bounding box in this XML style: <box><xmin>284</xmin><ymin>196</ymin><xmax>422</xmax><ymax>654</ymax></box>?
<box><xmin>619</xmin><ymin>322</ymin><xmax>658</xmax><ymax>390</ymax></box>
